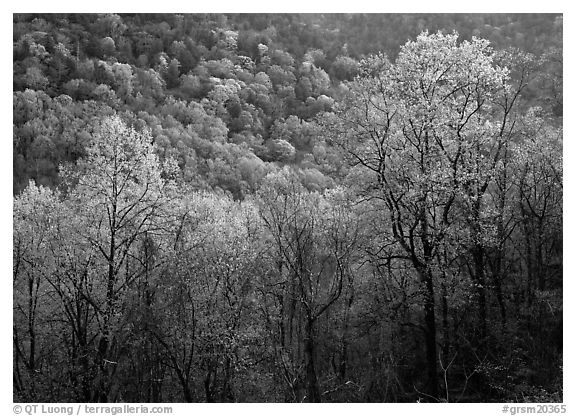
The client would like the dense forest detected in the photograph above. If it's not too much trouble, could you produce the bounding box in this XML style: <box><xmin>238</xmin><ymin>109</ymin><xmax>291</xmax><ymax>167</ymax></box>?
<box><xmin>13</xmin><ymin>14</ymin><xmax>562</xmax><ymax>403</ymax></box>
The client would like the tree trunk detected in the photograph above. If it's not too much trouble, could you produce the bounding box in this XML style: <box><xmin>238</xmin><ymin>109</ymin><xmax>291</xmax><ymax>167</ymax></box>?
<box><xmin>304</xmin><ymin>317</ymin><xmax>320</xmax><ymax>403</ymax></box>
<box><xmin>423</xmin><ymin>268</ymin><xmax>439</xmax><ymax>399</ymax></box>
<box><xmin>473</xmin><ymin>245</ymin><xmax>488</xmax><ymax>343</ymax></box>
<box><xmin>490</xmin><ymin>259</ymin><xmax>507</xmax><ymax>330</ymax></box>
<box><xmin>204</xmin><ymin>368</ymin><xmax>214</xmax><ymax>403</ymax></box>
<box><xmin>441</xmin><ymin>282</ymin><xmax>450</xmax><ymax>357</ymax></box>
<box><xmin>537</xmin><ymin>217</ymin><xmax>545</xmax><ymax>291</ymax></box>
<box><xmin>338</xmin><ymin>291</ymin><xmax>353</xmax><ymax>381</ymax></box>
<box><xmin>222</xmin><ymin>356</ymin><xmax>235</xmax><ymax>402</ymax></box>
<box><xmin>415</xmin><ymin>202</ymin><xmax>439</xmax><ymax>400</ymax></box>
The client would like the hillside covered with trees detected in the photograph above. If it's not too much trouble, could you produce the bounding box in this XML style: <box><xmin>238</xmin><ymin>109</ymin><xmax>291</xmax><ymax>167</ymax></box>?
<box><xmin>13</xmin><ymin>13</ymin><xmax>562</xmax><ymax>403</ymax></box>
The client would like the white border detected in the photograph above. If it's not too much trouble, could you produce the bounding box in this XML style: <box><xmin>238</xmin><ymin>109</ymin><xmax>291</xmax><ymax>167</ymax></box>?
<box><xmin>4</xmin><ymin>4</ymin><xmax>572</xmax><ymax>415</ymax></box>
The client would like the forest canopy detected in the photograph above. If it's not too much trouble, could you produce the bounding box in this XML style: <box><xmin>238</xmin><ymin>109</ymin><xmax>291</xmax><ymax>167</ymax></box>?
<box><xmin>13</xmin><ymin>13</ymin><xmax>562</xmax><ymax>403</ymax></box>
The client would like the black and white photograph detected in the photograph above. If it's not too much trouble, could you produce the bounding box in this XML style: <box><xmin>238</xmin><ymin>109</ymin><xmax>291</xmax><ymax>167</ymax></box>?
<box><xmin>12</xmin><ymin>11</ymin><xmax>564</xmax><ymax>406</ymax></box>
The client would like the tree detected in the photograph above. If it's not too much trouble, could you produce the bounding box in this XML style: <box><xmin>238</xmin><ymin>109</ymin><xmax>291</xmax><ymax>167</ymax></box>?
<box><xmin>331</xmin><ymin>55</ymin><xmax>359</xmax><ymax>82</ymax></box>
<box><xmin>256</xmin><ymin>168</ymin><xmax>360</xmax><ymax>402</ymax></box>
<box><xmin>165</xmin><ymin>58</ymin><xmax>181</xmax><ymax>89</ymax></box>
<box><xmin>327</xmin><ymin>32</ymin><xmax>515</xmax><ymax>399</ymax></box>
<box><xmin>148</xmin><ymin>191</ymin><xmax>268</xmax><ymax>401</ymax></box>
<box><xmin>267</xmin><ymin>139</ymin><xmax>296</xmax><ymax>163</ymax></box>
<box><xmin>511</xmin><ymin>109</ymin><xmax>562</xmax><ymax>299</ymax></box>
<box><xmin>13</xmin><ymin>183</ymin><xmax>62</xmax><ymax>400</ymax></box>
<box><xmin>60</xmin><ymin>115</ymin><xmax>167</xmax><ymax>401</ymax></box>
